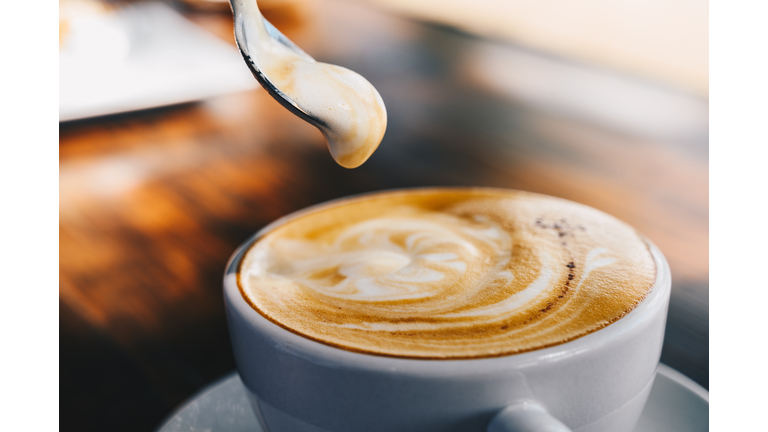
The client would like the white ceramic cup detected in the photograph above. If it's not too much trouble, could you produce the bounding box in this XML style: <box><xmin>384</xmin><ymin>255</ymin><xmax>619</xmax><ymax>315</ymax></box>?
<box><xmin>224</xmin><ymin>198</ymin><xmax>671</xmax><ymax>432</ymax></box>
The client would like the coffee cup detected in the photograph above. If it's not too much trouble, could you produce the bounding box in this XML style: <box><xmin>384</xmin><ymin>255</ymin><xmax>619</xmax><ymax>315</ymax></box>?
<box><xmin>224</xmin><ymin>188</ymin><xmax>670</xmax><ymax>432</ymax></box>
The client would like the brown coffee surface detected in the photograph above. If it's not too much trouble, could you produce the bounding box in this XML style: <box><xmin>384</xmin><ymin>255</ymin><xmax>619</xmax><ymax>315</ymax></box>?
<box><xmin>238</xmin><ymin>188</ymin><xmax>656</xmax><ymax>358</ymax></box>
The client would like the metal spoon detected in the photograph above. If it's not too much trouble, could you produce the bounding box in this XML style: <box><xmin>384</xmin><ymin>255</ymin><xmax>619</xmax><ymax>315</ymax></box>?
<box><xmin>228</xmin><ymin>0</ymin><xmax>328</xmax><ymax>129</ymax></box>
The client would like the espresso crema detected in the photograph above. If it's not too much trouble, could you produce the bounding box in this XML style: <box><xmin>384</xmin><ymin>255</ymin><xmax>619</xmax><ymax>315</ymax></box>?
<box><xmin>239</xmin><ymin>189</ymin><xmax>656</xmax><ymax>358</ymax></box>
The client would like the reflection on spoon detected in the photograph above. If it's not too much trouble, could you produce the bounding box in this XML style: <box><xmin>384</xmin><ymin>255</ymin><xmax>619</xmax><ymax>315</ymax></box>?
<box><xmin>230</xmin><ymin>0</ymin><xmax>387</xmax><ymax>168</ymax></box>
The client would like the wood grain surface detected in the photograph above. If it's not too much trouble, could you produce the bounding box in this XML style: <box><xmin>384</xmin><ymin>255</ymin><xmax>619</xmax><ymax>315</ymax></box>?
<box><xmin>59</xmin><ymin>1</ymin><xmax>708</xmax><ymax>431</ymax></box>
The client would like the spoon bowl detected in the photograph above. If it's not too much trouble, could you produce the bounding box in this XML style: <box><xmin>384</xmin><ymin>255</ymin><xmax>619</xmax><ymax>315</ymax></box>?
<box><xmin>228</xmin><ymin>0</ymin><xmax>388</xmax><ymax>168</ymax></box>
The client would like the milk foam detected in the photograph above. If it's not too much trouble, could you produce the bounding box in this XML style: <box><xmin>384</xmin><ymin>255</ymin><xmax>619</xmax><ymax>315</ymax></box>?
<box><xmin>239</xmin><ymin>189</ymin><xmax>656</xmax><ymax>358</ymax></box>
<box><xmin>249</xmin><ymin>15</ymin><xmax>387</xmax><ymax>168</ymax></box>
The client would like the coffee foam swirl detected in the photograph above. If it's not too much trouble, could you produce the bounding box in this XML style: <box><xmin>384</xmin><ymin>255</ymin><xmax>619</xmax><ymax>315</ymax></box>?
<box><xmin>239</xmin><ymin>189</ymin><xmax>656</xmax><ymax>358</ymax></box>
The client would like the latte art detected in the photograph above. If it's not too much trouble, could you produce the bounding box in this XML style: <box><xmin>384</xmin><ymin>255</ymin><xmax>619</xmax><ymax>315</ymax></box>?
<box><xmin>251</xmin><ymin>215</ymin><xmax>509</xmax><ymax>302</ymax></box>
<box><xmin>239</xmin><ymin>189</ymin><xmax>656</xmax><ymax>358</ymax></box>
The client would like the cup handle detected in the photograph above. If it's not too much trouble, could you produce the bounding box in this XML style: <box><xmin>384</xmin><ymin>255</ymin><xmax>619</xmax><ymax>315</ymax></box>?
<box><xmin>487</xmin><ymin>400</ymin><xmax>571</xmax><ymax>432</ymax></box>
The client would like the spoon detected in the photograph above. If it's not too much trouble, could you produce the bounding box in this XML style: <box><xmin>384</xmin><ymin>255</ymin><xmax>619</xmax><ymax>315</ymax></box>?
<box><xmin>228</xmin><ymin>0</ymin><xmax>387</xmax><ymax>168</ymax></box>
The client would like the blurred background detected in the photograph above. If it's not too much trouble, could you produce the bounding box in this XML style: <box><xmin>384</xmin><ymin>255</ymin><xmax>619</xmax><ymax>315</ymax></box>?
<box><xmin>59</xmin><ymin>0</ymin><xmax>708</xmax><ymax>430</ymax></box>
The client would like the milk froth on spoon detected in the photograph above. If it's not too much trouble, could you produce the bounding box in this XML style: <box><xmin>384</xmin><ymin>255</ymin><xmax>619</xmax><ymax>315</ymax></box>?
<box><xmin>230</xmin><ymin>0</ymin><xmax>387</xmax><ymax>168</ymax></box>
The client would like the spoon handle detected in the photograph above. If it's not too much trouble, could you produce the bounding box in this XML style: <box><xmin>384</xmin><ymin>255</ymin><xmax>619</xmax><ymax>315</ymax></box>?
<box><xmin>228</xmin><ymin>0</ymin><xmax>327</xmax><ymax>128</ymax></box>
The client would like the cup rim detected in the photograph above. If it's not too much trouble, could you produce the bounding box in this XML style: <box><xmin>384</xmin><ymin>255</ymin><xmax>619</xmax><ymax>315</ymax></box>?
<box><xmin>224</xmin><ymin>187</ymin><xmax>672</xmax><ymax>377</ymax></box>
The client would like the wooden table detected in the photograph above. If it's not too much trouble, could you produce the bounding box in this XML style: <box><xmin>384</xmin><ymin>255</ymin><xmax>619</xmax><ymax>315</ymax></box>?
<box><xmin>59</xmin><ymin>1</ymin><xmax>708</xmax><ymax>430</ymax></box>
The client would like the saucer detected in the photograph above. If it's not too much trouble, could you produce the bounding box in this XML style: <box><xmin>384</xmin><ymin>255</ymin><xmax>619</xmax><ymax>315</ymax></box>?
<box><xmin>155</xmin><ymin>363</ymin><xmax>708</xmax><ymax>432</ymax></box>
<box><xmin>59</xmin><ymin>1</ymin><xmax>256</xmax><ymax>122</ymax></box>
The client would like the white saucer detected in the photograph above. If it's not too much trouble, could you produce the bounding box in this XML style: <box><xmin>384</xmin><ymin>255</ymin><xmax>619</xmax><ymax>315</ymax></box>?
<box><xmin>155</xmin><ymin>363</ymin><xmax>708</xmax><ymax>432</ymax></box>
<box><xmin>59</xmin><ymin>1</ymin><xmax>256</xmax><ymax>122</ymax></box>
